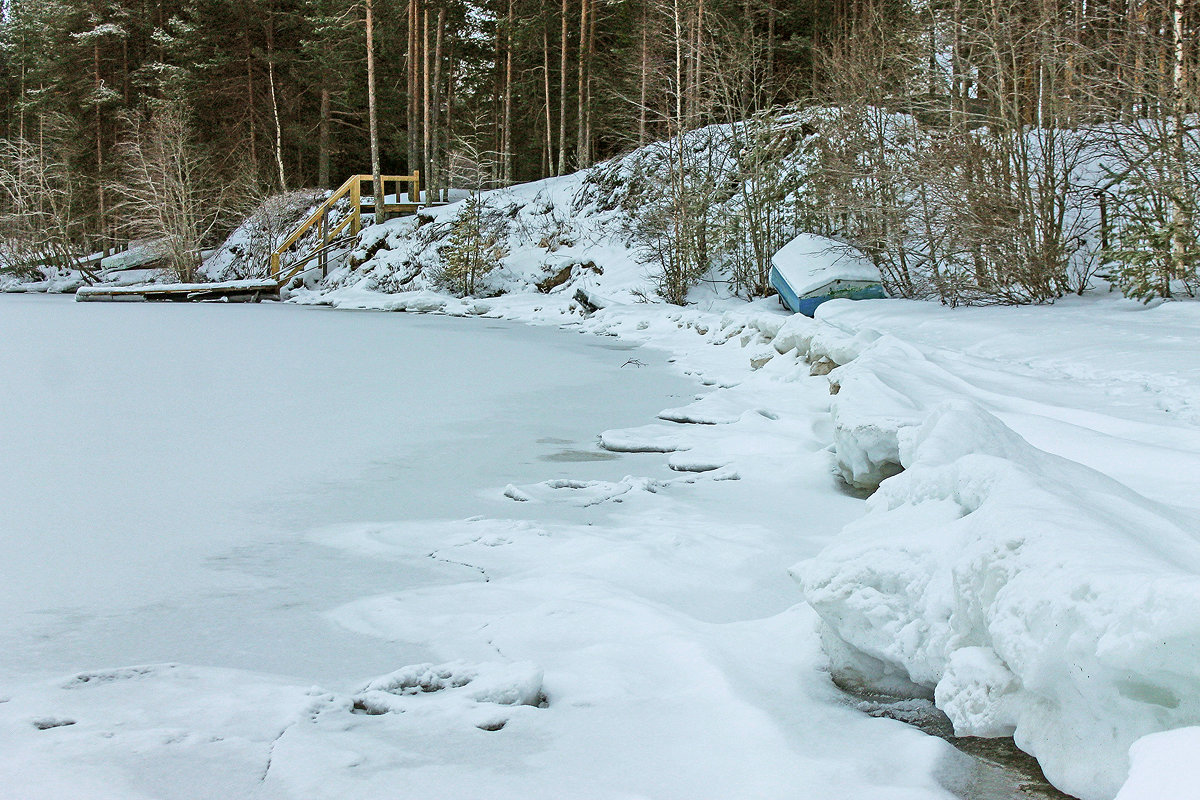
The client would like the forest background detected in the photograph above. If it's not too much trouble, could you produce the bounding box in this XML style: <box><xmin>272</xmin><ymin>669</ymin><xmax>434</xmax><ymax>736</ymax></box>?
<box><xmin>0</xmin><ymin>0</ymin><xmax>1197</xmax><ymax>303</ymax></box>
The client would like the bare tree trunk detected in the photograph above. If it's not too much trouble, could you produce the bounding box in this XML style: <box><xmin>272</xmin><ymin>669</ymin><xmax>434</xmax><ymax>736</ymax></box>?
<box><xmin>1171</xmin><ymin>0</ymin><xmax>1187</xmax><ymax>266</ymax></box>
<box><xmin>94</xmin><ymin>39</ymin><xmax>105</xmax><ymax>251</ymax></box>
<box><xmin>576</xmin><ymin>0</ymin><xmax>589</xmax><ymax>168</ymax></box>
<box><xmin>684</xmin><ymin>3</ymin><xmax>694</xmax><ymax>122</ymax></box>
<box><xmin>583</xmin><ymin>0</ymin><xmax>595</xmax><ymax>164</ymax></box>
<box><xmin>366</xmin><ymin>0</ymin><xmax>382</xmax><ymax>207</ymax></box>
<box><xmin>695</xmin><ymin>0</ymin><xmax>705</xmax><ymax>122</ymax></box>
<box><xmin>543</xmin><ymin>23</ymin><xmax>555</xmax><ymax>176</ymax></box>
<box><xmin>17</xmin><ymin>54</ymin><xmax>25</xmax><ymax>208</ymax></box>
<box><xmin>742</xmin><ymin>0</ymin><xmax>753</xmax><ymax>108</ymax></box>
<box><xmin>267</xmin><ymin>17</ymin><xmax>287</xmax><ymax>194</ymax></box>
<box><xmin>493</xmin><ymin>8</ymin><xmax>503</xmax><ymax>181</ymax></box>
<box><xmin>318</xmin><ymin>84</ymin><xmax>331</xmax><ymax>189</ymax></box>
<box><xmin>17</xmin><ymin>45</ymin><xmax>25</xmax><ymax>145</ymax></box>
<box><xmin>423</xmin><ymin>5</ymin><xmax>432</xmax><ymax>195</ymax></box>
<box><xmin>503</xmin><ymin>0</ymin><xmax>514</xmax><ymax>183</ymax></box>
<box><xmin>122</xmin><ymin>36</ymin><xmax>130</xmax><ymax>106</ymax></box>
<box><xmin>244</xmin><ymin>25</ymin><xmax>258</xmax><ymax>179</ymax></box>
<box><xmin>558</xmin><ymin>0</ymin><xmax>568</xmax><ymax>174</ymax></box>
<box><xmin>445</xmin><ymin>39</ymin><xmax>455</xmax><ymax>164</ymax></box>
<box><xmin>432</xmin><ymin>7</ymin><xmax>445</xmax><ymax>200</ymax></box>
<box><xmin>673</xmin><ymin>0</ymin><xmax>683</xmax><ymax>126</ymax></box>
<box><xmin>407</xmin><ymin>0</ymin><xmax>418</xmax><ymax>176</ymax></box>
<box><xmin>766</xmin><ymin>0</ymin><xmax>776</xmax><ymax>102</ymax></box>
<box><xmin>639</xmin><ymin>9</ymin><xmax>648</xmax><ymax>146</ymax></box>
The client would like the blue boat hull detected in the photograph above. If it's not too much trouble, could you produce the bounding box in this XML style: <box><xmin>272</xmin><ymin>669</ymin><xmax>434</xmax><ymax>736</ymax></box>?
<box><xmin>769</xmin><ymin>266</ymin><xmax>884</xmax><ymax>317</ymax></box>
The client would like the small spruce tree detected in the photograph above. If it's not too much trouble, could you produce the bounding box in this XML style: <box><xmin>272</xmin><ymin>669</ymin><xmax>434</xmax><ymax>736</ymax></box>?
<box><xmin>434</xmin><ymin>193</ymin><xmax>509</xmax><ymax>297</ymax></box>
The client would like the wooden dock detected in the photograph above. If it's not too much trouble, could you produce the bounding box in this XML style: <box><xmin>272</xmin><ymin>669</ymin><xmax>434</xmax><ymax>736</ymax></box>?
<box><xmin>76</xmin><ymin>279</ymin><xmax>280</xmax><ymax>303</ymax></box>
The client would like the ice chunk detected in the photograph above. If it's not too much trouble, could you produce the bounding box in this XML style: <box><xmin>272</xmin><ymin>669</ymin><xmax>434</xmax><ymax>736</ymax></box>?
<box><xmin>599</xmin><ymin>424</ymin><xmax>692</xmax><ymax>453</ymax></box>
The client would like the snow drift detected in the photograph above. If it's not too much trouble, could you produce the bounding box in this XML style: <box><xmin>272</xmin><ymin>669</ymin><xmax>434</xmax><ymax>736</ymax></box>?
<box><xmin>799</xmin><ymin>393</ymin><xmax>1200</xmax><ymax>800</ymax></box>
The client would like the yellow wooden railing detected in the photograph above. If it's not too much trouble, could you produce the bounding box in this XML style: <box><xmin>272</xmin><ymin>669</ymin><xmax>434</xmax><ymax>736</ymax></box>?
<box><xmin>270</xmin><ymin>172</ymin><xmax>422</xmax><ymax>283</ymax></box>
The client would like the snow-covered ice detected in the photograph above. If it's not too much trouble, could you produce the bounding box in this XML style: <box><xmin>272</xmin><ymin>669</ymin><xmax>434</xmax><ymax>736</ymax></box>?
<box><xmin>0</xmin><ymin>293</ymin><xmax>966</xmax><ymax>799</ymax></box>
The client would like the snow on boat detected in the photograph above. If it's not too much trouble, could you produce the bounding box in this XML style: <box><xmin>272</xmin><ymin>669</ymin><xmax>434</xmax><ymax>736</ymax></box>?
<box><xmin>769</xmin><ymin>234</ymin><xmax>883</xmax><ymax>316</ymax></box>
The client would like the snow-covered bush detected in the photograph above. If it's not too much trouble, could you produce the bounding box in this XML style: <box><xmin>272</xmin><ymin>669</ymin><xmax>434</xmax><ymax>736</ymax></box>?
<box><xmin>809</xmin><ymin>105</ymin><xmax>1100</xmax><ymax>305</ymax></box>
<box><xmin>620</xmin><ymin>127</ymin><xmax>731</xmax><ymax>304</ymax></box>
<box><xmin>110</xmin><ymin>98</ymin><xmax>252</xmax><ymax>282</ymax></box>
<box><xmin>586</xmin><ymin>115</ymin><xmax>823</xmax><ymax>304</ymax></box>
<box><xmin>203</xmin><ymin>189</ymin><xmax>327</xmax><ymax>281</ymax></box>
<box><xmin>1100</xmin><ymin>118</ymin><xmax>1200</xmax><ymax>301</ymax></box>
<box><xmin>0</xmin><ymin>113</ymin><xmax>92</xmax><ymax>282</ymax></box>
<box><xmin>714</xmin><ymin>113</ymin><xmax>823</xmax><ymax>299</ymax></box>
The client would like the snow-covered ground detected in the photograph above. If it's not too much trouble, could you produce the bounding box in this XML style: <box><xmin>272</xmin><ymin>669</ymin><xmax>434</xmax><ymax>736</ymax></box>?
<box><xmin>286</xmin><ymin>281</ymin><xmax>1200</xmax><ymax>800</ymax></box>
<box><xmin>8</xmin><ymin>282</ymin><xmax>1199</xmax><ymax>799</ymax></box>
<box><xmin>797</xmin><ymin>295</ymin><xmax>1200</xmax><ymax>800</ymax></box>
<box><xmin>5</xmin><ymin>131</ymin><xmax>1200</xmax><ymax>798</ymax></box>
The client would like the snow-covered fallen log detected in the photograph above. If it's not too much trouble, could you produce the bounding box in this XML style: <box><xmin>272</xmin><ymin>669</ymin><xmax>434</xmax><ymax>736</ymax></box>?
<box><xmin>797</xmin><ymin>398</ymin><xmax>1200</xmax><ymax>800</ymax></box>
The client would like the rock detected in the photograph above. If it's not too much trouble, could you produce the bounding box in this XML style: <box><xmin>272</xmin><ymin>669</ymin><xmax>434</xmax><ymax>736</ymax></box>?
<box><xmin>750</xmin><ymin>355</ymin><xmax>773</xmax><ymax>370</ymax></box>
<box><xmin>809</xmin><ymin>356</ymin><xmax>838</xmax><ymax>376</ymax></box>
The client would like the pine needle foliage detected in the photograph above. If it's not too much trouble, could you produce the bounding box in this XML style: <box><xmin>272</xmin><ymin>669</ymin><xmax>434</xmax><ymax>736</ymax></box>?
<box><xmin>433</xmin><ymin>192</ymin><xmax>509</xmax><ymax>297</ymax></box>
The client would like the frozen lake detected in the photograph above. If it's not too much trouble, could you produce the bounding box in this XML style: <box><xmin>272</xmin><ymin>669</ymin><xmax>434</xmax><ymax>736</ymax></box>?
<box><xmin>0</xmin><ymin>295</ymin><xmax>691</xmax><ymax>686</ymax></box>
<box><xmin>0</xmin><ymin>293</ymin><xmax>1072</xmax><ymax>800</ymax></box>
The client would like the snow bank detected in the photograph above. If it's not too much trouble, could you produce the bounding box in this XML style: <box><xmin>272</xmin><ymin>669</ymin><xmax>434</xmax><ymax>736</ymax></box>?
<box><xmin>352</xmin><ymin>660</ymin><xmax>545</xmax><ymax>732</ymax></box>
<box><xmin>798</xmin><ymin>398</ymin><xmax>1200</xmax><ymax>800</ymax></box>
<box><xmin>1114</xmin><ymin>727</ymin><xmax>1200</xmax><ymax>800</ymax></box>
<box><xmin>823</xmin><ymin>335</ymin><xmax>954</xmax><ymax>489</ymax></box>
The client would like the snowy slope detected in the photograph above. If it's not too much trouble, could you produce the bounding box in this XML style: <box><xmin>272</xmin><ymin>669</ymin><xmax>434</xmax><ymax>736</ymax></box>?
<box><xmin>294</xmin><ymin>116</ymin><xmax>821</xmax><ymax>309</ymax></box>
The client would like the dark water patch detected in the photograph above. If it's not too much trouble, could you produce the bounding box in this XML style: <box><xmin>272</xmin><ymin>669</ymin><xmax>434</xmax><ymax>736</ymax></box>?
<box><xmin>33</xmin><ymin>717</ymin><xmax>76</xmax><ymax>730</ymax></box>
<box><xmin>539</xmin><ymin>449</ymin><xmax>622</xmax><ymax>463</ymax></box>
<box><xmin>594</xmin><ymin>341</ymin><xmax>642</xmax><ymax>351</ymax></box>
<box><xmin>842</xmin><ymin>686</ymin><xmax>1077</xmax><ymax>800</ymax></box>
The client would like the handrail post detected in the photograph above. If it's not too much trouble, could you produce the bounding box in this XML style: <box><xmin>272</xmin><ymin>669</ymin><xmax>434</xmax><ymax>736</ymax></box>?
<box><xmin>270</xmin><ymin>252</ymin><xmax>280</xmax><ymax>282</ymax></box>
<box><xmin>350</xmin><ymin>175</ymin><xmax>362</xmax><ymax>236</ymax></box>
<box><xmin>412</xmin><ymin>170</ymin><xmax>421</xmax><ymax>207</ymax></box>
<box><xmin>318</xmin><ymin>211</ymin><xmax>328</xmax><ymax>277</ymax></box>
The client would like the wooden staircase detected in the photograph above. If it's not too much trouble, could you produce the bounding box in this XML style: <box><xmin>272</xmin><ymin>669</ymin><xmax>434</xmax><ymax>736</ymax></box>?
<box><xmin>270</xmin><ymin>172</ymin><xmax>446</xmax><ymax>285</ymax></box>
